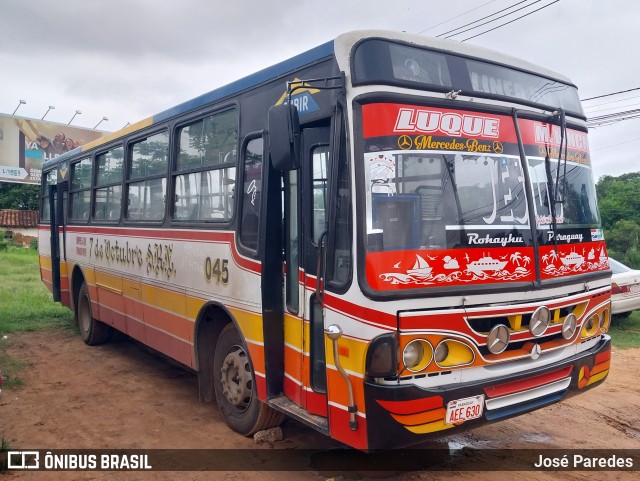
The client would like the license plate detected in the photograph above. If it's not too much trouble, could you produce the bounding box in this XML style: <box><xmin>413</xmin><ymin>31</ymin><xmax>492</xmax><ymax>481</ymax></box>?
<box><xmin>446</xmin><ymin>395</ymin><xmax>485</xmax><ymax>424</ymax></box>
<box><xmin>630</xmin><ymin>284</ymin><xmax>640</xmax><ymax>294</ymax></box>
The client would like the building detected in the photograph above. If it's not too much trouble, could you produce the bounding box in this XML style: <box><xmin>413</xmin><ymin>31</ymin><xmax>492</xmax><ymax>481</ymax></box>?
<box><xmin>0</xmin><ymin>209</ymin><xmax>38</xmax><ymax>246</ymax></box>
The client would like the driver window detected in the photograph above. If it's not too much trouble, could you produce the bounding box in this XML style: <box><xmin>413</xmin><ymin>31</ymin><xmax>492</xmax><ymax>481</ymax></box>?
<box><xmin>312</xmin><ymin>146</ymin><xmax>330</xmax><ymax>243</ymax></box>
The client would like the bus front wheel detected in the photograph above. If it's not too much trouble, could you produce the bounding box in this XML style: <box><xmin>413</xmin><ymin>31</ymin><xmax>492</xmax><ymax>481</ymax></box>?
<box><xmin>213</xmin><ymin>324</ymin><xmax>283</xmax><ymax>436</ymax></box>
<box><xmin>76</xmin><ymin>283</ymin><xmax>111</xmax><ymax>345</ymax></box>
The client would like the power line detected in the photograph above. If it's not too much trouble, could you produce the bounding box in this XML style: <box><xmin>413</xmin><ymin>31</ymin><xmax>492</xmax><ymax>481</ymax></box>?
<box><xmin>591</xmin><ymin>136</ymin><xmax>640</xmax><ymax>152</ymax></box>
<box><xmin>581</xmin><ymin>87</ymin><xmax>640</xmax><ymax>102</ymax></box>
<box><xmin>441</xmin><ymin>0</ymin><xmax>541</xmax><ymax>39</ymax></box>
<box><xmin>583</xmin><ymin>95</ymin><xmax>640</xmax><ymax>110</ymax></box>
<box><xmin>584</xmin><ymin>101</ymin><xmax>640</xmax><ymax>115</ymax></box>
<box><xmin>417</xmin><ymin>0</ymin><xmax>500</xmax><ymax>34</ymax></box>
<box><xmin>437</xmin><ymin>0</ymin><xmax>529</xmax><ymax>38</ymax></box>
<box><xmin>460</xmin><ymin>0</ymin><xmax>560</xmax><ymax>42</ymax></box>
<box><xmin>587</xmin><ymin>108</ymin><xmax>640</xmax><ymax>128</ymax></box>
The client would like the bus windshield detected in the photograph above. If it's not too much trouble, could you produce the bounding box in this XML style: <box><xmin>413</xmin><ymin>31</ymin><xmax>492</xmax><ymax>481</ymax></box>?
<box><xmin>360</xmin><ymin>102</ymin><xmax>605</xmax><ymax>292</ymax></box>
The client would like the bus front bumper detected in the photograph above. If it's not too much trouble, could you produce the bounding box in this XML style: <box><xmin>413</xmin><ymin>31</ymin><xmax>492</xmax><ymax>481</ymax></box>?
<box><xmin>364</xmin><ymin>335</ymin><xmax>611</xmax><ymax>450</ymax></box>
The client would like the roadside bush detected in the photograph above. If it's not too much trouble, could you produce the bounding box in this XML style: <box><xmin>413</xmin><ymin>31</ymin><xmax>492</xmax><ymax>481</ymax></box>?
<box><xmin>0</xmin><ymin>230</ymin><xmax>8</xmax><ymax>251</ymax></box>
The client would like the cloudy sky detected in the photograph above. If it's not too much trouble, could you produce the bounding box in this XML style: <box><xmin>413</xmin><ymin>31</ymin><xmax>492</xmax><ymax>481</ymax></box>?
<box><xmin>1</xmin><ymin>0</ymin><xmax>637</xmax><ymax>179</ymax></box>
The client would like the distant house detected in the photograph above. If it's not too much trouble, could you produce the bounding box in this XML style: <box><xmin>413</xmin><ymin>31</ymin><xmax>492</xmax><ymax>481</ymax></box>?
<box><xmin>0</xmin><ymin>209</ymin><xmax>39</xmax><ymax>246</ymax></box>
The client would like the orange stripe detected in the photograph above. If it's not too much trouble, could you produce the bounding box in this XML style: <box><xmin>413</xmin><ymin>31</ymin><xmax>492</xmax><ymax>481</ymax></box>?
<box><xmin>590</xmin><ymin>360</ymin><xmax>610</xmax><ymax>376</ymax></box>
<box><xmin>326</xmin><ymin>369</ymin><xmax>366</xmax><ymax>415</ymax></box>
<box><xmin>377</xmin><ymin>395</ymin><xmax>444</xmax><ymax>415</ymax></box>
<box><xmin>390</xmin><ymin>407</ymin><xmax>447</xmax><ymax>426</ymax></box>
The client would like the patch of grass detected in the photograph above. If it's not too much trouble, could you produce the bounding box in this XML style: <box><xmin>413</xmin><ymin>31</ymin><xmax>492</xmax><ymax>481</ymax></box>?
<box><xmin>0</xmin><ymin>347</ymin><xmax>26</xmax><ymax>389</ymax></box>
<box><xmin>0</xmin><ymin>247</ymin><xmax>74</xmax><ymax>334</ymax></box>
<box><xmin>609</xmin><ymin>311</ymin><xmax>640</xmax><ymax>349</ymax></box>
<box><xmin>0</xmin><ymin>247</ymin><xmax>75</xmax><ymax>393</ymax></box>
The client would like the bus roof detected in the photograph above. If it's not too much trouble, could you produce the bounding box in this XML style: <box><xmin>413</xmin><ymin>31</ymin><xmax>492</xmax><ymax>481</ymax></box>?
<box><xmin>334</xmin><ymin>30</ymin><xmax>573</xmax><ymax>86</ymax></box>
<box><xmin>43</xmin><ymin>30</ymin><xmax>575</xmax><ymax>172</ymax></box>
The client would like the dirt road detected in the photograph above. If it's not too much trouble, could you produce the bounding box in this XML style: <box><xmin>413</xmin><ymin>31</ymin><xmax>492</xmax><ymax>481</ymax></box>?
<box><xmin>1</xmin><ymin>330</ymin><xmax>638</xmax><ymax>480</ymax></box>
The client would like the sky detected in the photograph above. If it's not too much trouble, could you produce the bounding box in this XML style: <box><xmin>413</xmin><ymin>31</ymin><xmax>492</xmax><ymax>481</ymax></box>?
<box><xmin>1</xmin><ymin>0</ymin><xmax>638</xmax><ymax>180</ymax></box>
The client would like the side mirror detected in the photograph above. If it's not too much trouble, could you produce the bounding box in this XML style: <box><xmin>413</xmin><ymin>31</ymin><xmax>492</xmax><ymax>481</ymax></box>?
<box><xmin>268</xmin><ymin>103</ymin><xmax>300</xmax><ymax>171</ymax></box>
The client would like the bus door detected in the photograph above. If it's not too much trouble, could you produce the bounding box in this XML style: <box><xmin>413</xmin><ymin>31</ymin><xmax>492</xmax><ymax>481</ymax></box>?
<box><xmin>49</xmin><ymin>177</ymin><xmax>68</xmax><ymax>304</ymax></box>
<box><xmin>283</xmin><ymin>126</ymin><xmax>330</xmax><ymax>416</ymax></box>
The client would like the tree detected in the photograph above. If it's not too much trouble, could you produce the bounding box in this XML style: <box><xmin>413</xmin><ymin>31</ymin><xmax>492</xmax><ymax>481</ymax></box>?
<box><xmin>0</xmin><ymin>183</ymin><xmax>39</xmax><ymax>210</ymax></box>
<box><xmin>596</xmin><ymin>173</ymin><xmax>640</xmax><ymax>268</ymax></box>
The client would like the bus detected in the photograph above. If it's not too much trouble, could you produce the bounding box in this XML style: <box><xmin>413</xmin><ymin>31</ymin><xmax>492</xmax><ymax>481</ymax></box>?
<box><xmin>38</xmin><ymin>30</ymin><xmax>612</xmax><ymax>451</ymax></box>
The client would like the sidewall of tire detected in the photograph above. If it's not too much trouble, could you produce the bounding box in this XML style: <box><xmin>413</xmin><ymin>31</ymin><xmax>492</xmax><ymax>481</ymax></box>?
<box><xmin>213</xmin><ymin>324</ymin><xmax>268</xmax><ymax>436</ymax></box>
<box><xmin>77</xmin><ymin>283</ymin><xmax>110</xmax><ymax>345</ymax></box>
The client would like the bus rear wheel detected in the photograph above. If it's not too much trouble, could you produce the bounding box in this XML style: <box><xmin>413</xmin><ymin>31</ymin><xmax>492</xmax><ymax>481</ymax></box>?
<box><xmin>213</xmin><ymin>324</ymin><xmax>283</xmax><ymax>436</ymax></box>
<box><xmin>76</xmin><ymin>283</ymin><xmax>111</xmax><ymax>345</ymax></box>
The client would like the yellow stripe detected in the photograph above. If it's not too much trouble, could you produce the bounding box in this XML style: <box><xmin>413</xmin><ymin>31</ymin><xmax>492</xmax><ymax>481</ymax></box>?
<box><xmin>229</xmin><ymin>307</ymin><xmax>264</xmax><ymax>344</ymax></box>
<box><xmin>587</xmin><ymin>369</ymin><xmax>609</xmax><ymax>386</ymax></box>
<box><xmin>39</xmin><ymin>255</ymin><xmax>52</xmax><ymax>269</ymax></box>
<box><xmin>141</xmin><ymin>283</ymin><xmax>185</xmax><ymax>317</ymax></box>
<box><xmin>95</xmin><ymin>270</ymin><xmax>123</xmax><ymax>294</ymax></box>
<box><xmin>325</xmin><ymin>336</ymin><xmax>368</xmax><ymax>375</ymax></box>
<box><xmin>80</xmin><ymin>117</ymin><xmax>154</xmax><ymax>152</ymax></box>
<box><xmin>405</xmin><ymin>419</ymin><xmax>454</xmax><ymax>434</ymax></box>
<box><xmin>284</xmin><ymin>313</ymin><xmax>304</xmax><ymax>351</ymax></box>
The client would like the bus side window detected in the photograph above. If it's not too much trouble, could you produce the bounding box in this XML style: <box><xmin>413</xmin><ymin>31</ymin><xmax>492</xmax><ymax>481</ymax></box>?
<box><xmin>239</xmin><ymin>137</ymin><xmax>263</xmax><ymax>251</ymax></box>
<box><xmin>94</xmin><ymin>147</ymin><xmax>124</xmax><ymax>222</ymax></box>
<box><xmin>126</xmin><ymin>131</ymin><xmax>169</xmax><ymax>222</ymax></box>
<box><xmin>69</xmin><ymin>158</ymin><xmax>91</xmax><ymax>222</ymax></box>
<box><xmin>172</xmin><ymin>109</ymin><xmax>238</xmax><ymax>223</ymax></box>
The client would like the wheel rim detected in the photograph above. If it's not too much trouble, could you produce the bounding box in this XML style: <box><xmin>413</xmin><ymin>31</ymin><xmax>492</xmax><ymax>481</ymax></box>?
<box><xmin>79</xmin><ymin>294</ymin><xmax>91</xmax><ymax>334</ymax></box>
<box><xmin>220</xmin><ymin>345</ymin><xmax>253</xmax><ymax>413</ymax></box>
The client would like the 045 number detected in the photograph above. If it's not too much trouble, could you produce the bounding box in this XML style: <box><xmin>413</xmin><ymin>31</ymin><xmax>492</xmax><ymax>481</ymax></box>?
<box><xmin>204</xmin><ymin>257</ymin><xmax>229</xmax><ymax>284</ymax></box>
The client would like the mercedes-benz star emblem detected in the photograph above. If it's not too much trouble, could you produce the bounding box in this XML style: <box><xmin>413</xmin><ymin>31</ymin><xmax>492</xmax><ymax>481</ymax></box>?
<box><xmin>531</xmin><ymin>344</ymin><xmax>542</xmax><ymax>360</ymax></box>
<box><xmin>487</xmin><ymin>324</ymin><xmax>510</xmax><ymax>354</ymax></box>
<box><xmin>492</xmin><ymin>141</ymin><xmax>504</xmax><ymax>154</ymax></box>
<box><xmin>398</xmin><ymin>135</ymin><xmax>413</xmax><ymax>150</ymax></box>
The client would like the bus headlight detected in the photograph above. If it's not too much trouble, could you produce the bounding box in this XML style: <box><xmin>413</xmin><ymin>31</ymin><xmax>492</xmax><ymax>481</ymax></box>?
<box><xmin>402</xmin><ymin>339</ymin><xmax>433</xmax><ymax>372</ymax></box>
<box><xmin>434</xmin><ymin>339</ymin><xmax>474</xmax><ymax>368</ymax></box>
<box><xmin>581</xmin><ymin>313</ymin><xmax>600</xmax><ymax>338</ymax></box>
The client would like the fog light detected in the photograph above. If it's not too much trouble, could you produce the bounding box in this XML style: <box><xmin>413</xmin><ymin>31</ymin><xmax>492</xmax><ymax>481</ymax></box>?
<box><xmin>402</xmin><ymin>339</ymin><xmax>433</xmax><ymax>372</ymax></box>
<box><xmin>487</xmin><ymin>324</ymin><xmax>510</xmax><ymax>354</ymax></box>
<box><xmin>561</xmin><ymin>313</ymin><xmax>577</xmax><ymax>340</ymax></box>
<box><xmin>530</xmin><ymin>306</ymin><xmax>551</xmax><ymax>337</ymax></box>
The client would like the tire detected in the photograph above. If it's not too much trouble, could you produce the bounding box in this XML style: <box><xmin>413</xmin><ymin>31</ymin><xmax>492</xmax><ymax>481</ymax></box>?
<box><xmin>213</xmin><ymin>324</ymin><xmax>283</xmax><ymax>436</ymax></box>
<box><xmin>76</xmin><ymin>282</ymin><xmax>111</xmax><ymax>345</ymax></box>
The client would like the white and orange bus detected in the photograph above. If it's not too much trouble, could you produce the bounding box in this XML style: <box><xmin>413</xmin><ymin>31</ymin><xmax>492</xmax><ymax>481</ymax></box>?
<box><xmin>39</xmin><ymin>30</ymin><xmax>612</xmax><ymax>450</ymax></box>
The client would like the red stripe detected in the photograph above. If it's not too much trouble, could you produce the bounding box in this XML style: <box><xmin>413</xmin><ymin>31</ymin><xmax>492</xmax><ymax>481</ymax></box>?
<box><xmin>484</xmin><ymin>365</ymin><xmax>573</xmax><ymax>399</ymax></box>
<box><xmin>595</xmin><ymin>349</ymin><xmax>611</xmax><ymax>365</ymax></box>
<box><xmin>305</xmin><ymin>390</ymin><xmax>328</xmax><ymax>417</ymax></box>
<box><xmin>377</xmin><ymin>395</ymin><xmax>444</xmax><ymax>415</ymax></box>
<box><xmin>324</xmin><ymin>294</ymin><xmax>397</xmax><ymax>329</ymax></box>
<box><xmin>328</xmin><ymin>405</ymin><xmax>368</xmax><ymax>451</ymax></box>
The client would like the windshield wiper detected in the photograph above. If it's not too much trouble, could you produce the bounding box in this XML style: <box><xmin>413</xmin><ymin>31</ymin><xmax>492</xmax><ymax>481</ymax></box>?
<box><xmin>553</xmin><ymin>108</ymin><xmax>569</xmax><ymax>206</ymax></box>
<box><xmin>544</xmin><ymin>108</ymin><xmax>569</xmax><ymax>243</ymax></box>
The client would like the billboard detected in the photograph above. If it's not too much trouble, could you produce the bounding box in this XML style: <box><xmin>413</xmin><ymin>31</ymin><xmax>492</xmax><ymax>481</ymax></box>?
<box><xmin>0</xmin><ymin>114</ymin><xmax>108</xmax><ymax>185</ymax></box>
